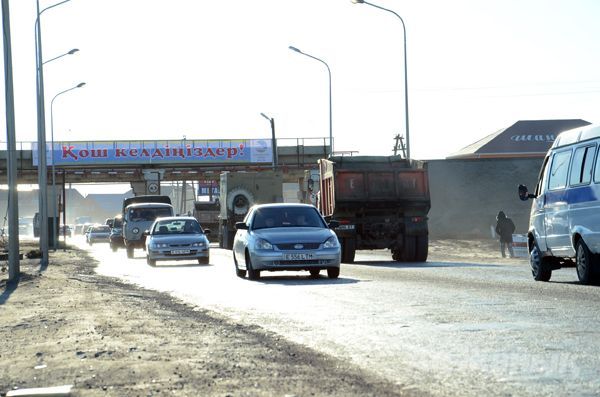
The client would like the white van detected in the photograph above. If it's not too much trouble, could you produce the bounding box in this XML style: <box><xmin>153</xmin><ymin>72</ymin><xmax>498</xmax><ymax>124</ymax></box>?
<box><xmin>519</xmin><ymin>124</ymin><xmax>600</xmax><ymax>284</ymax></box>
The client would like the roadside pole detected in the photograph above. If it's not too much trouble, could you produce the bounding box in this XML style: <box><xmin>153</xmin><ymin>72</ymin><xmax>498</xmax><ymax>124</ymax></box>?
<box><xmin>2</xmin><ymin>0</ymin><xmax>21</xmax><ymax>283</ymax></box>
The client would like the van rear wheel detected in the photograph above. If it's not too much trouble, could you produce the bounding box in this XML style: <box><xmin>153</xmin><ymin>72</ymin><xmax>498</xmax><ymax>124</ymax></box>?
<box><xmin>576</xmin><ymin>239</ymin><xmax>598</xmax><ymax>285</ymax></box>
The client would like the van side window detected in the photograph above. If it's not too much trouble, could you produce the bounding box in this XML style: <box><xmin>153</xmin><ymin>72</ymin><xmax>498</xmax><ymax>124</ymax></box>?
<box><xmin>569</xmin><ymin>145</ymin><xmax>596</xmax><ymax>186</ymax></box>
<box><xmin>535</xmin><ymin>156</ymin><xmax>550</xmax><ymax>196</ymax></box>
<box><xmin>548</xmin><ymin>150</ymin><xmax>572</xmax><ymax>190</ymax></box>
<box><xmin>593</xmin><ymin>146</ymin><xmax>600</xmax><ymax>183</ymax></box>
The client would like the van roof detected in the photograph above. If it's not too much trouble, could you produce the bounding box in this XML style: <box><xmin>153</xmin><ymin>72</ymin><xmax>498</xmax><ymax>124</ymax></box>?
<box><xmin>552</xmin><ymin>124</ymin><xmax>600</xmax><ymax>149</ymax></box>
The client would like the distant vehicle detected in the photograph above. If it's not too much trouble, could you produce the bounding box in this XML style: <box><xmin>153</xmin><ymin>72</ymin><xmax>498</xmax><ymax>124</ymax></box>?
<box><xmin>109</xmin><ymin>215</ymin><xmax>124</xmax><ymax>252</ymax></box>
<box><xmin>193</xmin><ymin>200</ymin><xmax>220</xmax><ymax>242</ymax></box>
<box><xmin>316</xmin><ymin>155</ymin><xmax>430</xmax><ymax>263</ymax></box>
<box><xmin>59</xmin><ymin>225</ymin><xmax>72</xmax><ymax>237</ymax></box>
<box><xmin>144</xmin><ymin>216</ymin><xmax>210</xmax><ymax>266</ymax></box>
<box><xmin>233</xmin><ymin>203</ymin><xmax>341</xmax><ymax>280</ymax></box>
<box><xmin>86</xmin><ymin>225</ymin><xmax>111</xmax><ymax>245</ymax></box>
<box><xmin>74</xmin><ymin>216</ymin><xmax>93</xmax><ymax>226</ymax></box>
<box><xmin>519</xmin><ymin>123</ymin><xmax>600</xmax><ymax>284</ymax></box>
<box><xmin>122</xmin><ymin>196</ymin><xmax>174</xmax><ymax>258</ymax></box>
<box><xmin>18</xmin><ymin>216</ymin><xmax>34</xmax><ymax>236</ymax></box>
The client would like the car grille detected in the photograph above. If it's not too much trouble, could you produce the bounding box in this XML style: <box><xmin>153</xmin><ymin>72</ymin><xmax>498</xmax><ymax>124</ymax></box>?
<box><xmin>275</xmin><ymin>243</ymin><xmax>320</xmax><ymax>250</ymax></box>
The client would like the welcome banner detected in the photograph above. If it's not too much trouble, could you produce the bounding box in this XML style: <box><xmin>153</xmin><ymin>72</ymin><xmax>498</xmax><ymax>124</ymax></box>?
<box><xmin>32</xmin><ymin>139</ymin><xmax>273</xmax><ymax>166</ymax></box>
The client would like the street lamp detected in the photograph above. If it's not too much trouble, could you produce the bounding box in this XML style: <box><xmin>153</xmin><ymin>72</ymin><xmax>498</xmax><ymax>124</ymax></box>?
<box><xmin>50</xmin><ymin>82</ymin><xmax>85</xmax><ymax>250</ymax></box>
<box><xmin>35</xmin><ymin>0</ymin><xmax>72</xmax><ymax>265</ymax></box>
<box><xmin>351</xmin><ymin>0</ymin><xmax>411</xmax><ymax>158</ymax></box>
<box><xmin>260</xmin><ymin>113</ymin><xmax>277</xmax><ymax>170</ymax></box>
<box><xmin>43</xmin><ymin>48</ymin><xmax>79</xmax><ymax>65</ymax></box>
<box><xmin>288</xmin><ymin>46</ymin><xmax>333</xmax><ymax>156</ymax></box>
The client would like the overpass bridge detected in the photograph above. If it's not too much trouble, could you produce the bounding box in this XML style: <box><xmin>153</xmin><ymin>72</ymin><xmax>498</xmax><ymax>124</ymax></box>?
<box><xmin>0</xmin><ymin>138</ymin><xmax>330</xmax><ymax>188</ymax></box>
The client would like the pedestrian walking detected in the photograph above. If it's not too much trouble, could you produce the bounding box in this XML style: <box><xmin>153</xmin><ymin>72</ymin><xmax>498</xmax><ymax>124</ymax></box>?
<box><xmin>495</xmin><ymin>211</ymin><xmax>515</xmax><ymax>258</ymax></box>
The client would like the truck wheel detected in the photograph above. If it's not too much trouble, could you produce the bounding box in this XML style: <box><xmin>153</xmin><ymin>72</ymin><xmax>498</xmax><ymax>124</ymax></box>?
<box><xmin>414</xmin><ymin>235</ymin><xmax>429</xmax><ymax>262</ymax></box>
<box><xmin>576</xmin><ymin>239</ymin><xmax>598</xmax><ymax>285</ymax></box>
<box><xmin>126</xmin><ymin>246</ymin><xmax>134</xmax><ymax>259</ymax></box>
<box><xmin>391</xmin><ymin>248</ymin><xmax>402</xmax><ymax>262</ymax></box>
<box><xmin>401</xmin><ymin>236</ymin><xmax>416</xmax><ymax>262</ymax></box>
<box><xmin>111</xmin><ymin>244</ymin><xmax>117</xmax><ymax>252</ymax></box>
<box><xmin>530</xmin><ymin>242</ymin><xmax>551</xmax><ymax>282</ymax></box>
<box><xmin>342</xmin><ymin>238</ymin><xmax>356</xmax><ymax>263</ymax></box>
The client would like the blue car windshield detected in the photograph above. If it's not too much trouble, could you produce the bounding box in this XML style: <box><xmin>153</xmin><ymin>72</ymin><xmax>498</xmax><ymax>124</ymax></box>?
<box><xmin>252</xmin><ymin>207</ymin><xmax>325</xmax><ymax>230</ymax></box>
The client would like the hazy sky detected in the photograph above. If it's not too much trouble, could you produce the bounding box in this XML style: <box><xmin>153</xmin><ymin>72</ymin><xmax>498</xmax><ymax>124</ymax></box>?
<box><xmin>1</xmin><ymin>0</ymin><xmax>600</xmax><ymax>161</ymax></box>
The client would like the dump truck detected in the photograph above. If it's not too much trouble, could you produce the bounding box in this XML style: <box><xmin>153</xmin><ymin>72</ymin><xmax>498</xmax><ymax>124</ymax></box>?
<box><xmin>316</xmin><ymin>155</ymin><xmax>430</xmax><ymax>263</ymax></box>
<box><xmin>219</xmin><ymin>171</ymin><xmax>284</xmax><ymax>249</ymax></box>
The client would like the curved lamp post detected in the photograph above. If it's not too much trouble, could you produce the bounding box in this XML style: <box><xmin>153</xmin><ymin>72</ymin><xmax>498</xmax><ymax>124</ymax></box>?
<box><xmin>50</xmin><ymin>82</ymin><xmax>85</xmax><ymax>250</ymax></box>
<box><xmin>288</xmin><ymin>46</ymin><xmax>333</xmax><ymax>156</ymax></box>
<box><xmin>35</xmin><ymin>0</ymin><xmax>73</xmax><ymax>265</ymax></box>
<box><xmin>351</xmin><ymin>0</ymin><xmax>410</xmax><ymax>158</ymax></box>
<box><xmin>43</xmin><ymin>48</ymin><xmax>79</xmax><ymax>65</ymax></box>
<box><xmin>260</xmin><ymin>113</ymin><xmax>277</xmax><ymax>170</ymax></box>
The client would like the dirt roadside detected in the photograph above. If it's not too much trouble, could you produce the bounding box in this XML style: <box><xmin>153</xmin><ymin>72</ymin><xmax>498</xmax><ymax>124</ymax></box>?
<box><xmin>1</xmin><ymin>242</ymin><xmax>429</xmax><ymax>397</ymax></box>
<box><xmin>0</xmin><ymin>239</ymin><xmax>521</xmax><ymax>397</ymax></box>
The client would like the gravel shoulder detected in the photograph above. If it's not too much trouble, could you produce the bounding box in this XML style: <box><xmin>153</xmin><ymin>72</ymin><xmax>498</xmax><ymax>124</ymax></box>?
<box><xmin>0</xmin><ymin>241</ymin><xmax>417</xmax><ymax>397</ymax></box>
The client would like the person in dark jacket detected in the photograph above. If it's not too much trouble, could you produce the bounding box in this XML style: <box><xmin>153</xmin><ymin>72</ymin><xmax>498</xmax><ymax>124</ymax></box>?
<box><xmin>495</xmin><ymin>211</ymin><xmax>516</xmax><ymax>258</ymax></box>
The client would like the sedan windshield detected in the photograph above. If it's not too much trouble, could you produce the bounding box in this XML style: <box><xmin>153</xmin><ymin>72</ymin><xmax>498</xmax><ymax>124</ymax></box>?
<box><xmin>252</xmin><ymin>207</ymin><xmax>325</xmax><ymax>230</ymax></box>
<box><xmin>153</xmin><ymin>219</ymin><xmax>203</xmax><ymax>235</ymax></box>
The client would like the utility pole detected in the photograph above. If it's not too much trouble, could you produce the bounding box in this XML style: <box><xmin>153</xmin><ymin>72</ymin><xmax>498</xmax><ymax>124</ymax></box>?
<box><xmin>2</xmin><ymin>0</ymin><xmax>21</xmax><ymax>283</ymax></box>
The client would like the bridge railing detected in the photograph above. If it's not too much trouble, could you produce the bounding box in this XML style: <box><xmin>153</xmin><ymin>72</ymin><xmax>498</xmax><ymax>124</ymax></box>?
<box><xmin>0</xmin><ymin>137</ymin><xmax>330</xmax><ymax>150</ymax></box>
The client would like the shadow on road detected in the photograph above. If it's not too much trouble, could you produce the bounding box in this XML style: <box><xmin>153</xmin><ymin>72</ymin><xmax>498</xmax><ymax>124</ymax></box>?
<box><xmin>350</xmin><ymin>260</ymin><xmax>503</xmax><ymax>269</ymax></box>
<box><xmin>152</xmin><ymin>262</ymin><xmax>213</xmax><ymax>268</ymax></box>
<box><xmin>0</xmin><ymin>279</ymin><xmax>18</xmax><ymax>305</ymax></box>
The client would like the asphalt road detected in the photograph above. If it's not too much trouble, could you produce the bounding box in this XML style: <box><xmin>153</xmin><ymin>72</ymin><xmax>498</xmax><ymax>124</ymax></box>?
<box><xmin>76</xmin><ymin>238</ymin><xmax>600</xmax><ymax>397</ymax></box>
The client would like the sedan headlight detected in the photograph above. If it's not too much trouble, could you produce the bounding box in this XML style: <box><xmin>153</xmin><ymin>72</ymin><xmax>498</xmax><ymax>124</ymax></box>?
<box><xmin>191</xmin><ymin>241</ymin><xmax>206</xmax><ymax>248</ymax></box>
<box><xmin>255</xmin><ymin>238</ymin><xmax>273</xmax><ymax>250</ymax></box>
<box><xmin>323</xmin><ymin>236</ymin><xmax>340</xmax><ymax>249</ymax></box>
<box><xmin>151</xmin><ymin>242</ymin><xmax>169</xmax><ymax>249</ymax></box>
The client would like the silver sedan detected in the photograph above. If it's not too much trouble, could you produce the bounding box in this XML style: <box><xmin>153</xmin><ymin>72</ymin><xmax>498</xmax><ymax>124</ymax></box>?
<box><xmin>232</xmin><ymin>203</ymin><xmax>341</xmax><ymax>280</ymax></box>
<box><xmin>145</xmin><ymin>216</ymin><xmax>210</xmax><ymax>266</ymax></box>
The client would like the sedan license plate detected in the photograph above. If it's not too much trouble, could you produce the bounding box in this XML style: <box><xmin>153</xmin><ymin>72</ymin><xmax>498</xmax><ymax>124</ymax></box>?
<box><xmin>171</xmin><ymin>249</ymin><xmax>190</xmax><ymax>255</ymax></box>
<box><xmin>284</xmin><ymin>253</ymin><xmax>313</xmax><ymax>261</ymax></box>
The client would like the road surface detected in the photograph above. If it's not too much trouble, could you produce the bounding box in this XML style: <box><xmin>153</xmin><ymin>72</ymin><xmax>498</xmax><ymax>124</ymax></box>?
<box><xmin>76</xmin><ymin>238</ymin><xmax>600</xmax><ymax>396</ymax></box>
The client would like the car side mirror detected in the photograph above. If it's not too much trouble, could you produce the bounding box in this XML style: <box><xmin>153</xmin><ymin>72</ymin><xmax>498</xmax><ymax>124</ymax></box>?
<box><xmin>235</xmin><ymin>222</ymin><xmax>248</xmax><ymax>230</ymax></box>
<box><xmin>142</xmin><ymin>229</ymin><xmax>150</xmax><ymax>236</ymax></box>
<box><xmin>328</xmin><ymin>220</ymin><xmax>340</xmax><ymax>229</ymax></box>
<box><xmin>203</xmin><ymin>229</ymin><xmax>211</xmax><ymax>235</ymax></box>
<box><xmin>518</xmin><ymin>184</ymin><xmax>536</xmax><ymax>201</ymax></box>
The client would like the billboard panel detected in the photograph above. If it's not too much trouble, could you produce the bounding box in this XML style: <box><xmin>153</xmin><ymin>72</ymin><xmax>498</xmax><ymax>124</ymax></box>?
<box><xmin>32</xmin><ymin>139</ymin><xmax>273</xmax><ymax>166</ymax></box>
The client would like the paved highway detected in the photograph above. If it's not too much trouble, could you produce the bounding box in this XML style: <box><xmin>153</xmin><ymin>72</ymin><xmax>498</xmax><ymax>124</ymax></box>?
<box><xmin>76</xmin><ymin>238</ymin><xmax>600</xmax><ymax>396</ymax></box>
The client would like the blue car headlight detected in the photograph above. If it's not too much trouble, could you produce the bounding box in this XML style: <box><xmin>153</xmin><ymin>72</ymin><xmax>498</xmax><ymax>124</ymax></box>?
<box><xmin>152</xmin><ymin>242</ymin><xmax>169</xmax><ymax>249</ymax></box>
<box><xmin>191</xmin><ymin>241</ymin><xmax>206</xmax><ymax>248</ymax></box>
<box><xmin>323</xmin><ymin>236</ymin><xmax>340</xmax><ymax>249</ymax></box>
<box><xmin>255</xmin><ymin>238</ymin><xmax>273</xmax><ymax>250</ymax></box>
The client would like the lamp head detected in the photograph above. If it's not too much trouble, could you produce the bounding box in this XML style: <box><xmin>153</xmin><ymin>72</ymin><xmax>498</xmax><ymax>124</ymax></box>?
<box><xmin>260</xmin><ymin>112</ymin><xmax>271</xmax><ymax>121</ymax></box>
<box><xmin>288</xmin><ymin>46</ymin><xmax>302</xmax><ymax>53</ymax></box>
<box><xmin>351</xmin><ymin>0</ymin><xmax>365</xmax><ymax>3</ymax></box>
<box><xmin>76</xmin><ymin>82</ymin><xmax>86</xmax><ymax>88</ymax></box>
<box><xmin>68</xmin><ymin>48</ymin><xmax>80</xmax><ymax>55</ymax></box>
